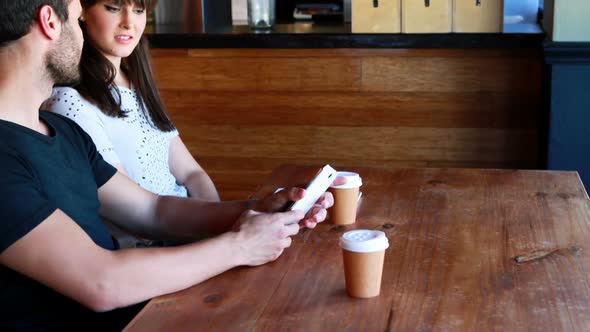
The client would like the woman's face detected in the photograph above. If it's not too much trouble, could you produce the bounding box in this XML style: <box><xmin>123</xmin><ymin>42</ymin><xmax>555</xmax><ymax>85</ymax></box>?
<box><xmin>82</xmin><ymin>1</ymin><xmax>147</xmax><ymax>61</ymax></box>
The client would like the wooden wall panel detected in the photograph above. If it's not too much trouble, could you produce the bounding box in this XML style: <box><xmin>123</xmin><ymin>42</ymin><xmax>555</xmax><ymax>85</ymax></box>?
<box><xmin>153</xmin><ymin>57</ymin><xmax>361</xmax><ymax>92</ymax></box>
<box><xmin>151</xmin><ymin>48</ymin><xmax>543</xmax><ymax>200</ymax></box>
<box><xmin>163</xmin><ymin>91</ymin><xmax>540</xmax><ymax>129</ymax></box>
<box><xmin>177</xmin><ymin>125</ymin><xmax>537</xmax><ymax>162</ymax></box>
<box><xmin>362</xmin><ymin>57</ymin><xmax>543</xmax><ymax>93</ymax></box>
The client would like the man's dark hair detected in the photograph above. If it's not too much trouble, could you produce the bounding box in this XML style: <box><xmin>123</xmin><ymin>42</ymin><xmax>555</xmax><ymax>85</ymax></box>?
<box><xmin>0</xmin><ymin>0</ymin><xmax>70</xmax><ymax>46</ymax></box>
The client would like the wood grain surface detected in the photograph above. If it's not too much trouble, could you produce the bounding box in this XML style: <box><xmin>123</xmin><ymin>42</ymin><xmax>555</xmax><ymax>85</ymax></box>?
<box><xmin>151</xmin><ymin>48</ymin><xmax>544</xmax><ymax>200</ymax></box>
<box><xmin>124</xmin><ymin>165</ymin><xmax>590</xmax><ymax>332</ymax></box>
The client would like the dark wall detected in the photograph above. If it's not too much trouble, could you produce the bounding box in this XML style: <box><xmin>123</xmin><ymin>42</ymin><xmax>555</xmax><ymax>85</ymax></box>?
<box><xmin>547</xmin><ymin>64</ymin><xmax>590</xmax><ymax>189</ymax></box>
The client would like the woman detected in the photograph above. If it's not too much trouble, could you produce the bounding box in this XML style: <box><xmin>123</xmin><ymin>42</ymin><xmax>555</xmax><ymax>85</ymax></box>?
<box><xmin>45</xmin><ymin>0</ymin><xmax>219</xmax><ymax>202</ymax></box>
<box><xmin>44</xmin><ymin>0</ymin><xmax>218</xmax><ymax>247</ymax></box>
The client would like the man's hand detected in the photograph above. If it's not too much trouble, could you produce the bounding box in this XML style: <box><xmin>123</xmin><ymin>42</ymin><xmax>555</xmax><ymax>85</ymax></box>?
<box><xmin>232</xmin><ymin>210</ymin><xmax>303</xmax><ymax>266</ymax></box>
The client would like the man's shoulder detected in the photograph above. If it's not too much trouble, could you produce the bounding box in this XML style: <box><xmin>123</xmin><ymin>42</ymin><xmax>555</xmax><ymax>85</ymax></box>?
<box><xmin>0</xmin><ymin>120</ymin><xmax>32</xmax><ymax>161</ymax></box>
<box><xmin>41</xmin><ymin>111</ymin><xmax>89</xmax><ymax>142</ymax></box>
<box><xmin>0</xmin><ymin>139</ymin><xmax>30</xmax><ymax>172</ymax></box>
<box><xmin>41</xmin><ymin>110</ymin><xmax>77</xmax><ymax>128</ymax></box>
<box><xmin>0</xmin><ymin>139</ymin><xmax>17</xmax><ymax>156</ymax></box>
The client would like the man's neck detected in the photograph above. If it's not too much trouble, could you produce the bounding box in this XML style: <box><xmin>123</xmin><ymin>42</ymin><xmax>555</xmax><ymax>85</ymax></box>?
<box><xmin>0</xmin><ymin>47</ymin><xmax>52</xmax><ymax>134</ymax></box>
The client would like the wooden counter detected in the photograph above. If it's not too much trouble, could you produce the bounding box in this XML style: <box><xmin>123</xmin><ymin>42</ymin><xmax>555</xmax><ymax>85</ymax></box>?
<box><xmin>146</xmin><ymin>23</ymin><xmax>544</xmax><ymax>49</ymax></box>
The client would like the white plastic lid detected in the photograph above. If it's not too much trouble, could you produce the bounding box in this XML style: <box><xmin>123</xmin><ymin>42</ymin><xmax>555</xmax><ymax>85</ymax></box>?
<box><xmin>330</xmin><ymin>171</ymin><xmax>362</xmax><ymax>189</ymax></box>
<box><xmin>339</xmin><ymin>230</ymin><xmax>389</xmax><ymax>253</ymax></box>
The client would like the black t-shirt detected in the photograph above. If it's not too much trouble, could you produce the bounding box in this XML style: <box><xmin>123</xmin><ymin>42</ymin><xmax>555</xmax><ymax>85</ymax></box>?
<box><xmin>0</xmin><ymin>112</ymin><xmax>142</xmax><ymax>331</ymax></box>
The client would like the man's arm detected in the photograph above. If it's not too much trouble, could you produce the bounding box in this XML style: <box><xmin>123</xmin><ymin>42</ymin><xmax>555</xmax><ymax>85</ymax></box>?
<box><xmin>0</xmin><ymin>209</ymin><xmax>302</xmax><ymax>312</ymax></box>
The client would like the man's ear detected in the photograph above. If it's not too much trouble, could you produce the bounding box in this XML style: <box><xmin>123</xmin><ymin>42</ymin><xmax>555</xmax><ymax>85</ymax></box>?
<box><xmin>37</xmin><ymin>5</ymin><xmax>62</xmax><ymax>41</ymax></box>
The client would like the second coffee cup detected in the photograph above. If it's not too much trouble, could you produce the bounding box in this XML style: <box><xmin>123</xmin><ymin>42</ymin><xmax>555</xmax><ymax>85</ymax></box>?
<box><xmin>340</xmin><ymin>230</ymin><xmax>389</xmax><ymax>298</ymax></box>
<box><xmin>329</xmin><ymin>172</ymin><xmax>362</xmax><ymax>225</ymax></box>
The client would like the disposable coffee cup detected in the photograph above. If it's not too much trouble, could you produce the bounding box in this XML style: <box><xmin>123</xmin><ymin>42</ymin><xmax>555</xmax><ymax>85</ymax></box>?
<box><xmin>329</xmin><ymin>172</ymin><xmax>362</xmax><ymax>225</ymax></box>
<box><xmin>339</xmin><ymin>230</ymin><xmax>389</xmax><ymax>298</ymax></box>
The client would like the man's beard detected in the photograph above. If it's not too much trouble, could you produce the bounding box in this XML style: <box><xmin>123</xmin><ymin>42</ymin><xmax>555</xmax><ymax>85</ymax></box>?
<box><xmin>45</xmin><ymin>25</ymin><xmax>82</xmax><ymax>86</ymax></box>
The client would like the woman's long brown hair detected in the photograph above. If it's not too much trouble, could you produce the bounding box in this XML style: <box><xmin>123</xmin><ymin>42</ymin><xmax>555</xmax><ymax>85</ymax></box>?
<box><xmin>76</xmin><ymin>0</ymin><xmax>175</xmax><ymax>132</ymax></box>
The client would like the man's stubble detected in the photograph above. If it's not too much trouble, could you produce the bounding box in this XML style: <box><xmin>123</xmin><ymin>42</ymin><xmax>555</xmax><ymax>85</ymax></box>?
<box><xmin>45</xmin><ymin>24</ymin><xmax>82</xmax><ymax>86</ymax></box>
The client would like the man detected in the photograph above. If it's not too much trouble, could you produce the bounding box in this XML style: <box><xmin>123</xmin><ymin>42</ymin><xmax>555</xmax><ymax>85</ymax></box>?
<box><xmin>0</xmin><ymin>1</ymin><xmax>335</xmax><ymax>330</ymax></box>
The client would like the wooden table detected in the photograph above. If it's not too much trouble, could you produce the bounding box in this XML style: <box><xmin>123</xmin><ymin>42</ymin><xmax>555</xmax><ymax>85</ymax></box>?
<box><xmin>124</xmin><ymin>165</ymin><xmax>590</xmax><ymax>331</ymax></box>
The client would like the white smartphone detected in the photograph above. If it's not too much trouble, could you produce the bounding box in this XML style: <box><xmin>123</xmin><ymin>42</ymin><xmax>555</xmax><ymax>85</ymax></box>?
<box><xmin>289</xmin><ymin>164</ymin><xmax>338</xmax><ymax>215</ymax></box>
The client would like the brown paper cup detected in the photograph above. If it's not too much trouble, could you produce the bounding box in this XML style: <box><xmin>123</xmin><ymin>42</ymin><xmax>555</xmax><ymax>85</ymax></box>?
<box><xmin>342</xmin><ymin>249</ymin><xmax>386</xmax><ymax>298</ymax></box>
<box><xmin>329</xmin><ymin>186</ymin><xmax>360</xmax><ymax>225</ymax></box>
<box><xmin>340</xmin><ymin>230</ymin><xmax>389</xmax><ymax>298</ymax></box>
<box><xmin>329</xmin><ymin>172</ymin><xmax>362</xmax><ymax>225</ymax></box>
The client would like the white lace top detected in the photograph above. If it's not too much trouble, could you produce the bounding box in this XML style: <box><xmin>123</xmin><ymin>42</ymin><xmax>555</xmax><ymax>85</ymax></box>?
<box><xmin>44</xmin><ymin>86</ymin><xmax>188</xmax><ymax>197</ymax></box>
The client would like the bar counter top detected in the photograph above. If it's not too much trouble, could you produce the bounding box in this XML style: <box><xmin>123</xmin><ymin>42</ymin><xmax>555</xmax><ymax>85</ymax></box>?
<box><xmin>146</xmin><ymin>22</ymin><xmax>545</xmax><ymax>49</ymax></box>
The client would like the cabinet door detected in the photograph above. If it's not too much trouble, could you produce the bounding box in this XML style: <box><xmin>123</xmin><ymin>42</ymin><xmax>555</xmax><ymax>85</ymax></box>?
<box><xmin>402</xmin><ymin>0</ymin><xmax>452</xmax><ymax>33</ymax></box>
<box><xmin>352</xmin><ymin>0</ymin><xmax>401</xmax><ymax>33</ymax></box>
<box><xmin>453</xmin><ymin>0</ymin><xmax>504</xmax><ymax>32</ymax></box>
